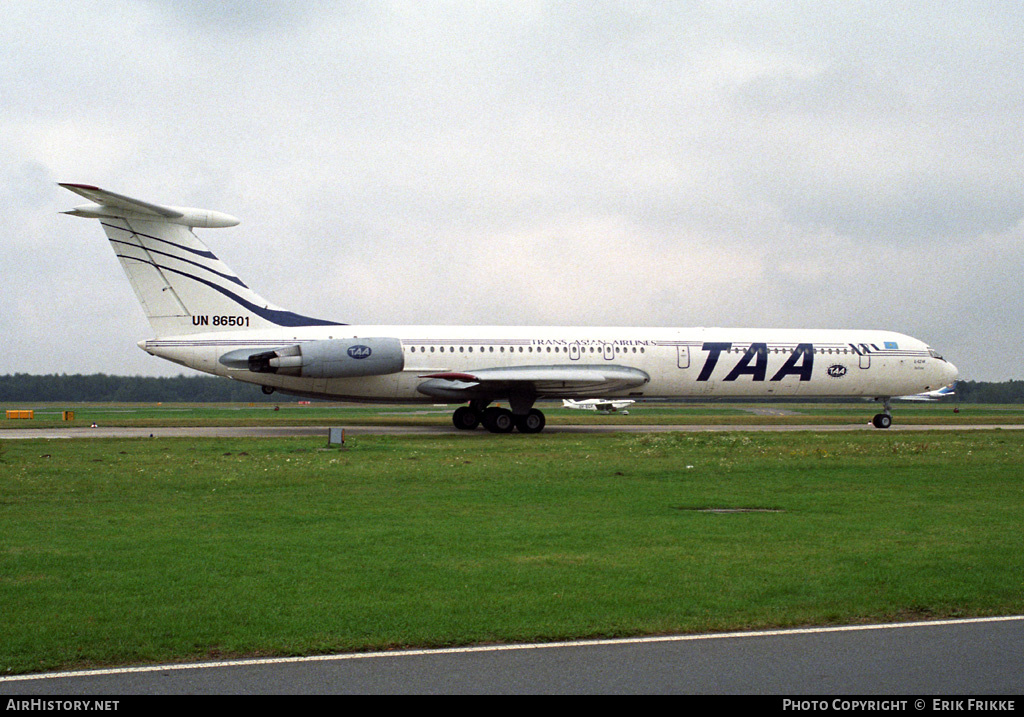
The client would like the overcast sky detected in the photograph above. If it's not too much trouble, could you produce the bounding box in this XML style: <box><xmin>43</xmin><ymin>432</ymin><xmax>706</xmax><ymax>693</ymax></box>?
<box><xmin>3</xmin><ymin>1</ymin><xmax>1023</xmax><ymax>381</ymax></box>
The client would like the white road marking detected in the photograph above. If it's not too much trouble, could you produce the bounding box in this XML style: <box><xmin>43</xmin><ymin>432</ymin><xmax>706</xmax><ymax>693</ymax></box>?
<box><xmin>4</xmin><ymin>615</ymin><xmax>1021</xmax><ymax>683</ymax></box>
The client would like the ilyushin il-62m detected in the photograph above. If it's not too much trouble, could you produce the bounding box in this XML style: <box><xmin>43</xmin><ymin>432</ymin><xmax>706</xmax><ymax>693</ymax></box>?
<box><xmin>61</xmin><ymin>183</ymin><xmax>959</xmax><ymax>433</ymax></box>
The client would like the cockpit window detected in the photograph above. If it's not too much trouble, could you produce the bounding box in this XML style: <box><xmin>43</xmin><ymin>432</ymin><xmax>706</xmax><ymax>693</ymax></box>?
<box><xmin>928</xmin><ymin>348</ymin><xmax>945</xmax><ymax>360</ymax></box>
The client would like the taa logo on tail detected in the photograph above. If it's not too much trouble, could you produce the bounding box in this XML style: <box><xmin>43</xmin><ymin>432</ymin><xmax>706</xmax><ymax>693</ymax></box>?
<box><xmin>348</xmin><ymin>345</ymin><xmax>372</xmax><ymax>359</ymax></box>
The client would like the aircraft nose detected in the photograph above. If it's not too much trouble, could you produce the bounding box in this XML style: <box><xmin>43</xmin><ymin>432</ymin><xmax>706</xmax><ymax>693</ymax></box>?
<box><xmin>943</xmin><ymin>361</ymin><xmax>959</xmax><ymax>384</ymax></box>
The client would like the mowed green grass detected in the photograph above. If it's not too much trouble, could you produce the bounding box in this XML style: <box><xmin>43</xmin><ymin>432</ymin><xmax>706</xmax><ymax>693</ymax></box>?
<box><xmin>1</xmin><ymin>430</ymin><xmax>1022</xmax><ymax>675</ymax></box>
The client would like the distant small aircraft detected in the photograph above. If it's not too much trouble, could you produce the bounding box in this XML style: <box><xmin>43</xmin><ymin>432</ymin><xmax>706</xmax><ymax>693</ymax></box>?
<box><xmin>563</xmin><ymin>398</ymin><xmax>635</xmax><ymax>415</ymax></box>
<box><xmin>895</xmin><ymin>382</ymin><xmax>957</xmax><ymax>401</ymax></box>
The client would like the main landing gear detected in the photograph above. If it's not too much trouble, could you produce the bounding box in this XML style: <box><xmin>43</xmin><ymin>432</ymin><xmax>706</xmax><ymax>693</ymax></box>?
<box><xmin>872</xmin><ymin>397</ymin><xmax>893</xmax><ymax>429</ymax></box>
<box><xmin>452</xmin><ymin>402</ymin><xmax>546</xmax><ymax>434</ymax></box>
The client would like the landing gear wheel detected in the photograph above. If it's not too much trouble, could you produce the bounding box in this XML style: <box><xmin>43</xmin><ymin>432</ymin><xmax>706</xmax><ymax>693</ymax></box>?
<box><xmin>482</xmin><ymin>407</ymin><xmax>515</xmax><ymax>433</ymax></box>
<box><xmin>872</xmin><ymin>413</ymin><xmax>892</xmax><ymax>429</ymax></box>
<box><xmin>452</xmin><ymin>406</ymin><xmax>480</xmax><ymax>430</ymax></box>
<box><xmin>514</xmin><ymin>409</ymin><xmax>546</xmax><ymax>434</ymax></box>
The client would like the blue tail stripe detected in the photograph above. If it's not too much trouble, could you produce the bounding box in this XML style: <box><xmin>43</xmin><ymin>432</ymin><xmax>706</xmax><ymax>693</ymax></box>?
<box><xmin>102</xmin><ymin>221</ymin><xmax>218</xmax><ymax>260</ymax></box>
<box><xmin>109</xmin><ymin>238</ymin><xmax>248</xmax><ymax>288</ymax></box>
<box><xmin>116</xmin><ymin>255</ymin><xmax>343</xmax><ymax>327</ymax></box>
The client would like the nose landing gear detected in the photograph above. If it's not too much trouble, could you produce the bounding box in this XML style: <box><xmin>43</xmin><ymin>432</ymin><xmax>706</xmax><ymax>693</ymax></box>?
<box><xmin>872</xmin><ymin>397</ymin><xmax>893</xmax><ymax>429</ymax></box>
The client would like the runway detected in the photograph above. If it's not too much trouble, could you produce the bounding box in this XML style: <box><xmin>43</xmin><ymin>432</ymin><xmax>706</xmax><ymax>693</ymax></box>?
<box><xmin>3</xmin><ymin>422</ymin><xmax>1023</xmax><ymax>440</ymax></box>
<box><xmin>3</xmin><ymin>616</ymin><xmax>1022</xmax><ymax>694</ymax></box>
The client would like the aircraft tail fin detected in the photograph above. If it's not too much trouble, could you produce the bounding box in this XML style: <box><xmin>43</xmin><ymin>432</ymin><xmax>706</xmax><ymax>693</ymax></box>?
<box><xmin>60</xmin><ymin>184</ymin><xmax>340</xmax><ymax>336</ymax></box>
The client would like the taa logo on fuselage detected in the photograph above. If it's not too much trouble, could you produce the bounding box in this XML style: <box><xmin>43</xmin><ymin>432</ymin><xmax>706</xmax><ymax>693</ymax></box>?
<box><xmin>827</xmin><ymin>364</ymin><xmax>847</xmax><ymax>378</ymax></box>
<box><xmin>348</xmin><ymin>345</ymin><xmax>372</xmax><ymax>359</ymax></box>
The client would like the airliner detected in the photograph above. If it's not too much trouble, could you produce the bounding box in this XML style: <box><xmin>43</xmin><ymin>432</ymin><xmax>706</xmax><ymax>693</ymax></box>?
<box><xmin>60</xmin><ymin>183</ymin><xmax>959</xmax><ymax>433</ymax></box>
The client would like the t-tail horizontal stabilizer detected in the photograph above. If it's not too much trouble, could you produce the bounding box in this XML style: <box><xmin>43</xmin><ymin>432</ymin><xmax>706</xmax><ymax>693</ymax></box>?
<box><xmin>60</xmin><ymin>183</ymin><xmax>241</xmax><ymax>228</ymax></box>
<box><xmin>60</xmin><ymin>183</ymin><xmax>340</xmax><ymax>336</ymax></box>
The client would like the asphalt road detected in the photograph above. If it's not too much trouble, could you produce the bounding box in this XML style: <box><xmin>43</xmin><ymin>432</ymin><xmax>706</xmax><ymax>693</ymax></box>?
<box><xmin>2</xmin><ymin>617</ymin><xmax>1021</xmax><ymax>695</ymax></box>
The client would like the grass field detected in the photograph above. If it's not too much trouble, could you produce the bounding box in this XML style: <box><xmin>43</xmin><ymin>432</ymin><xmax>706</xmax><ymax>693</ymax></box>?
<box><xmin>2</xmin><ymin>428</ymin><xmax>1023</xmax><ymax>675</ymax></box>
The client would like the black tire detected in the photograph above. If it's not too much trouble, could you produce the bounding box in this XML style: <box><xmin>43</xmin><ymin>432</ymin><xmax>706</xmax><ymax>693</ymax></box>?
<box><xmin>872</xmin><ymin>413</ymin><xmax>892</xmax><ymax>429</ymax></box>
<box><xmin>514</xmin><ymin>409</ymin><xmax>546</xmax><ymax>433</ymax></box>
<box><xmin>452</xmin><ymin>406</ymin><xmax>480</xmax><ymax>430</ymax></box>
<box><xmin>482</xmin><ymin>407</ymin><xmax>515</xmax><ymax>433</ymax></box>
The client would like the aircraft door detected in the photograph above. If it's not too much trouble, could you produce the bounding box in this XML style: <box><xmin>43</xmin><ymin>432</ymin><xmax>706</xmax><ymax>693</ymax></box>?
<box><xmin>570</xmin><ymin>342</ymin><xmax>581</xmax><ymax>361</ymax></box>
<box><xmin>857</xmin><ymin>344</ymin><xmax>871</xmax><ymax>369</ymax></box>
<box><xmin>677</xmin><ymin>345</ymin><xmax>690</xmax><ymax>369</ymax></box>
<box><xmin>603</xmin><ymin>343</ymin><xmax>615</xmax><ymax>361</ymax></box>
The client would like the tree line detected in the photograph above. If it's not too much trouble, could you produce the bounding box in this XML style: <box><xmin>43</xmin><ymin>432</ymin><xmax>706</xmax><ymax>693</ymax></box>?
<box><xmin>954</xmin><ymin>380</ymin><xmax>1024</xmax><ymax>404</ymax></box>
<box><xmin>1</xmin><ymin>373</ymin><xmax>1022</xmax><ymax>404</ymax></box>
<box><xmin>0</xmin><ymin>373</ymin><xmax>277</xmax><ymax>403</ymax></box>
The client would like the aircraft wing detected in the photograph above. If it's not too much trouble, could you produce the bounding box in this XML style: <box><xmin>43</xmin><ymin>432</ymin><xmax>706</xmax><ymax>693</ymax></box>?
<box><xmin>598</xmin><ymin>401</ymin><xmax>634</xmax><ymax>411</ymax></box>
<box><xmin>416</xmin><ymin>364</ymin><xmax>649</xmax><ymax>401</ymax></box>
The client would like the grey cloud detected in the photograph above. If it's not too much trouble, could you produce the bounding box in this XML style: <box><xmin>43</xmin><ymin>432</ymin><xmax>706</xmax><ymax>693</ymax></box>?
<box><xmin>2</xmin><ymin>2</ymin><xmax>1022</xmax><ymax>381</ymax></box>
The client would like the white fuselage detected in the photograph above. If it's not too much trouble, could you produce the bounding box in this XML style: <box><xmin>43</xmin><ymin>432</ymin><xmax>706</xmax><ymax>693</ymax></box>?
<box><xmin>59</xmin><ymin>183</ymin><xmax>960</xmax><ymax>433</ymax></box>
<box><xmin>141</xmin><ymin>325</ymin><xmax>958</xmax><ymax>403</ymax></box>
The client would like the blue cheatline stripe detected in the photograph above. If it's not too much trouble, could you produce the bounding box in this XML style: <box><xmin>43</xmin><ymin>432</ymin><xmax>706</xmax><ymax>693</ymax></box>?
<box><xmin>117</xmin><ymin>255</ymin><xmax>344</xmax><ymax>327</ymax></box>
<box><xmin>102</xmin><ymin>221</ymin><xmax>218</xmax><ymax>259</ymax></box>
<box><xmin>110</xmin><ymin>238</ymin><xmax>248</xmax><ymax>288</ymax></box>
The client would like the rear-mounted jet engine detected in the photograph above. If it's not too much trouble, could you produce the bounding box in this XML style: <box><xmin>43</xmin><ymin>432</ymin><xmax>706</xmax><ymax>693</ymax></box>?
<box><xmin>219</xmin><ymin>337</ymin><xmax>404</xmax><ymax>378</ymax></box>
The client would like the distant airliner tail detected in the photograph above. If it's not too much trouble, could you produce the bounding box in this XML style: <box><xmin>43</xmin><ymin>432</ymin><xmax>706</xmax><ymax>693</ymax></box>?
<box><xmin>60</xmin><ymin>184</ymin><xmax>339</xmax><ymax>336</ymax></box>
